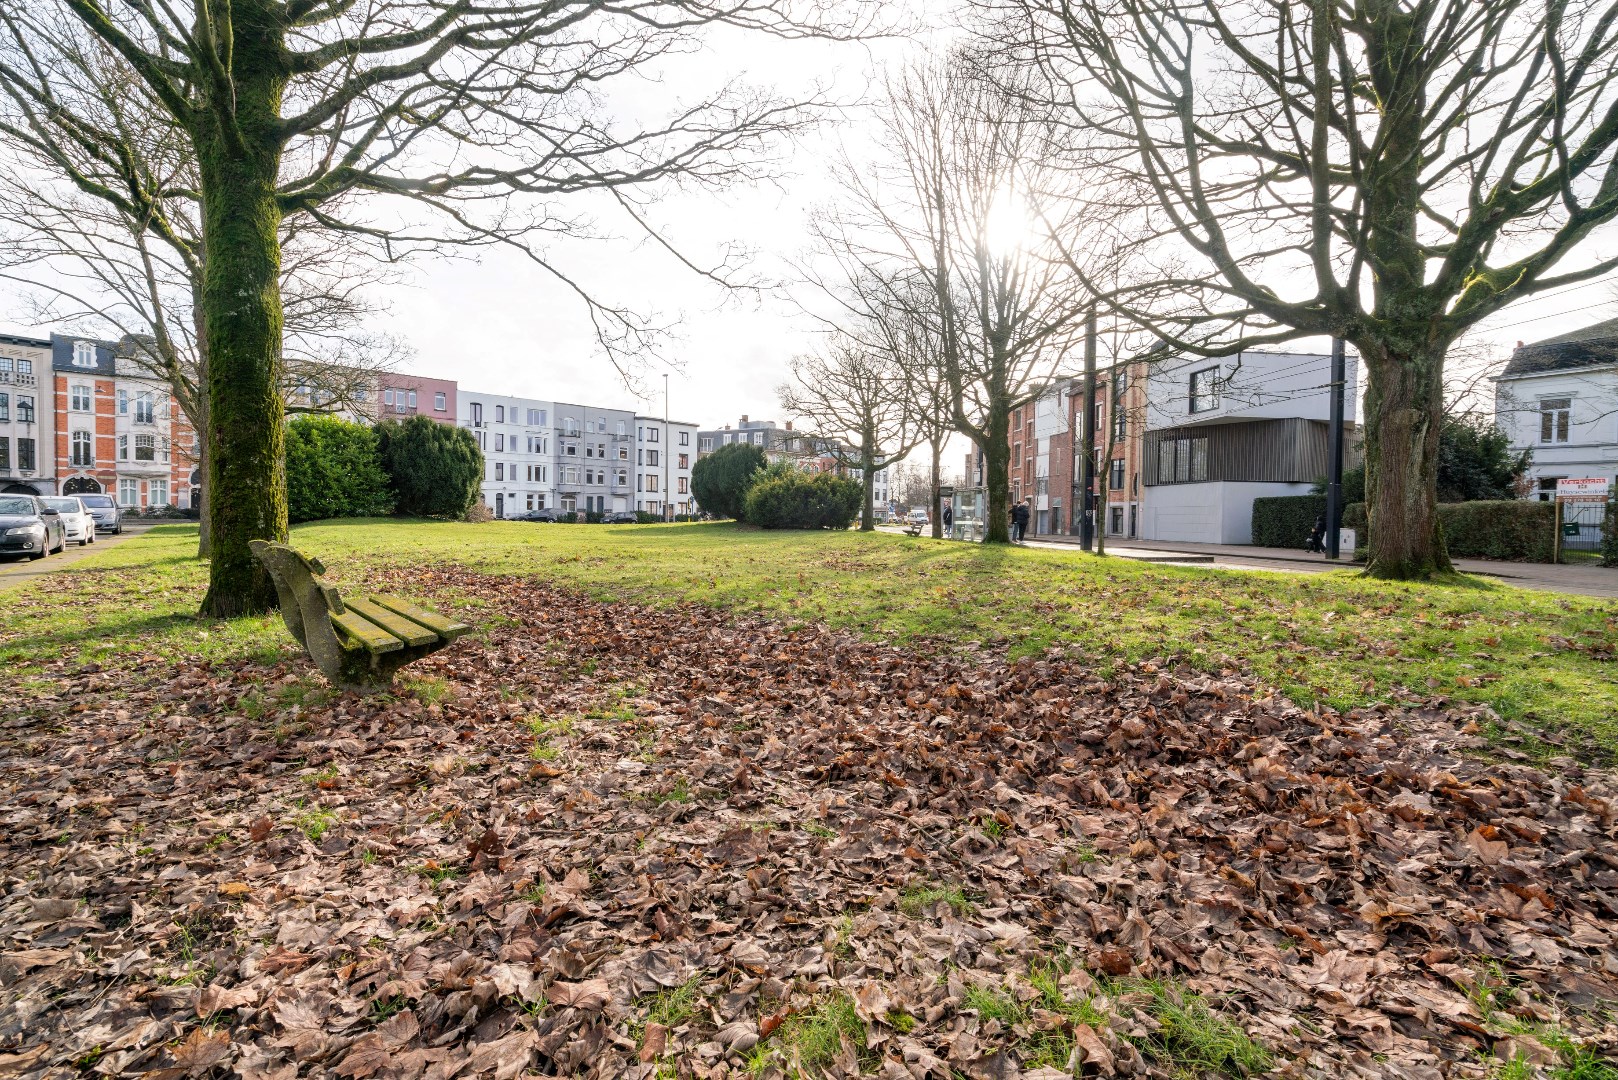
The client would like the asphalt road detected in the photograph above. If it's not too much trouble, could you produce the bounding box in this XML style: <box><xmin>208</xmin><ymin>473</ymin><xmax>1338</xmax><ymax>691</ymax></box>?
<box><xmin>0</xmin><ymin>522</ymin><xmax>160</xmax><ymax>593</ymax></box>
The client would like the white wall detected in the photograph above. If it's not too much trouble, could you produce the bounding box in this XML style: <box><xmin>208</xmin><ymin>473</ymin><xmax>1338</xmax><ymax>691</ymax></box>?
<box><xmin>1141</xmin><ymin>480</ymin><xmax>1315</xmax><ymax>545</ymax></box>
<box><xmin>1494</xmin><ymin>368</ymin><xmax>1618</xmax><ymax>493</ymax></box>
<box><xmin>1146</xmin><ymin>351</ymin><xmax>1357</xmax><ymax>431</ymax></box>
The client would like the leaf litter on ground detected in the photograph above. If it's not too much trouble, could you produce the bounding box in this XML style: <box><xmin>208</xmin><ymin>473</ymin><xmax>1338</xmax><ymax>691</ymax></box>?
<box><xmin>0</xmin><ymin>565</ymin><xmax>1615</xmax><ymax>1078</ymax></box>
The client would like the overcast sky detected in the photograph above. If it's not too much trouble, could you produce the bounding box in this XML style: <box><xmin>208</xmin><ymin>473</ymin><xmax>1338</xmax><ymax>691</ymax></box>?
<box><xmin>3</xmin><ymin>4</ymin><xmax>1616</xmax><ymax>463</ymax></box>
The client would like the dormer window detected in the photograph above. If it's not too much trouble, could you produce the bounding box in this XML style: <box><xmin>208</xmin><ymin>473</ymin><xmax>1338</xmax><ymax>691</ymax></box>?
<box><xmin>72</xmin><ymin>340</ymin><xmax>96</xmax><ymax>367</ymax></box>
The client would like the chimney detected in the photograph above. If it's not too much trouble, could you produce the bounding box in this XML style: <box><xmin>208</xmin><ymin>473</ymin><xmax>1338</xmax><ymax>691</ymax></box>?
<box><xmin>740</xmin><ymin>414</ymin><xmax>748</xmax><ymax>423</ymax></box>
<box><xmin>1516</xmin><ymin>340</ymin><xmax>1524</xmax><ymax>349</ymax></box>
<box><xmin>785</xmin><ymin>420</ymin><xmax>793</xmax><ymax>431</ymax></box>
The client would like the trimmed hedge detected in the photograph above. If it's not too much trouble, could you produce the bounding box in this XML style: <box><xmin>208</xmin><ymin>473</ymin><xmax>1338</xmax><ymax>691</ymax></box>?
<box><xmin>1251</xmin><ymin>495</ymin><xmax>1326</xmax><ymax>548</ymax></box>
<box><xmin>285</xmin><ymin>415</ymin><xmax>395</xmax><ymax>524</ymax></box>
<box><xmin>1343</xmin><ymin>500</ymin><xmax>1556</xmax><ymax>562</ymax></box>
<box><xmin>692</xmin><ymin>443</ymin><xmax>766</xmax><ymax>520</ymax></box>
<box><xmin>742</xmin><ymin>470</ymin><xmax>862</xmax><ymax>530</ymax></box>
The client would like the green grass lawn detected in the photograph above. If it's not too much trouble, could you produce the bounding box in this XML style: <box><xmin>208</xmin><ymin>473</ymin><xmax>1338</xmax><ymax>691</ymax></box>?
<box><xmin>4</xmin><ymin>519</ymin><xmax>1615</xmax><ymax>758</ymax></box>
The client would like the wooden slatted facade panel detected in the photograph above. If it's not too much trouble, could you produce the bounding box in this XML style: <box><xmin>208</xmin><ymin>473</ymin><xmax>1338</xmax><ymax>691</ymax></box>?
<box><xmin>1144</xmin><ymin>418</ymin><xmax>1359</xmax><ymax>486</ymax></box>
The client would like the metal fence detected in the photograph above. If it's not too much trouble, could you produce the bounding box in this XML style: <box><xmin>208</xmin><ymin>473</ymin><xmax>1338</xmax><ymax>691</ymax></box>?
<box><xmin>1561</xmin><ymin>497</ymin><xmax>1610</xmax><ymax>553</ymax></box>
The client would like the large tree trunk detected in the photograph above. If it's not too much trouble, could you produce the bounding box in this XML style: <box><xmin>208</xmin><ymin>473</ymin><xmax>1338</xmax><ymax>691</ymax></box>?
<box><xmin>981</xmin><ymin>404</ymin><xmax>1011</xmax><ymax>544</ymax></box>
<box><xmin>929</xmin><ymin>443</ymin><xmax>942</xmax><ymax>539</ymax></box>
<box><xmin>1362</xmin><ymin>345</ymin><xmax>1451</xmax><ymax>579</ymax></box>
<box><xmin>195</xmin><ymin>21</ymin><xmax>290</xmax><ymax>617</ymax></box>
<box><xmin>860</xmin><ymin>446</ymin><xmax>876</xmax><ymax>532</ymax></box>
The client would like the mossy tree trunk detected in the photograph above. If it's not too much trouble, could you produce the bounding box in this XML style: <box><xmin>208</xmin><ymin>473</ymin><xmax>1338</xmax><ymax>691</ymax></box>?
<box><xmin>928</xmin><ymin>442</ymin><xmax>942</xmax><ymax>539</ymax></box>
<box><xmin>1361</xmin><ymin>343</ymin><xmax>1451</xmax><ymax>579</ymax></box>
<box><xmin>194</xmin><ymin>7</ymin><xmax>290</xmax><ymax>617</ymax></box>
<box><xmin>980</xmin><ymin>398</ymin><xmax>1011</xmax><ymax>544</ymax></box>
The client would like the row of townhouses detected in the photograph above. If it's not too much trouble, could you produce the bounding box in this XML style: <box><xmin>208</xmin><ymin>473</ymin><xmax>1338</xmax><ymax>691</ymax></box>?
<box><xmin>971</xmin><ymin>348</ymin><xmax>1362</xmax><ymax>545</ymax></box>
<box><xmin>1493</xmin><ymin>319</ymin><xmax>1618</xmax><ymax>501</ymax></box>
<box><xmin>0</xmin><ymin>333</ymin><xmax>196</xmax><ymax>509</ymax></box>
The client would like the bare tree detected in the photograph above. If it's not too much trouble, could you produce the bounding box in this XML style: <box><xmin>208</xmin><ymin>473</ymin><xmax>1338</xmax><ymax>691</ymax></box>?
<box><xmin>982</xmin><ymin>0</ymin><xmax>1618</xmax><ymax>578</ymax></box>
<box><xmin>0</xmin><ymin>72</ymin><xmax>407</xmax><ymax>556</ymax></box>
<box><xmin>817</xmin><ymin>53</ymin><xmax>1097</xmax><ymax>544</ymax></box>
<box><xmin>778</xmin><ymin>337</ymin><xmax>918</xmax><ymax>531</ymax></box>
<box><xmin>0</xmin><ymin>1</ymin><xmax>871</xmax><ymax>615</ymax></box>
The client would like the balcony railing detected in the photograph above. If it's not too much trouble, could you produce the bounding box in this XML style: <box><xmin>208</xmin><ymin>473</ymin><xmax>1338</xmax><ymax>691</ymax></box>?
<box><xmin>0</xmin><ymin>371</ymin><xmax>36</xmax><ymax>387</ymax></box>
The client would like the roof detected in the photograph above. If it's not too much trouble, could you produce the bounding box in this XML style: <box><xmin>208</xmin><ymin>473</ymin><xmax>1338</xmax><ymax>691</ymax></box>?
<box><xmin>1502</xmin><ymin>317</ymin><xmax>1618</xmax><ymax>377</ymax></box>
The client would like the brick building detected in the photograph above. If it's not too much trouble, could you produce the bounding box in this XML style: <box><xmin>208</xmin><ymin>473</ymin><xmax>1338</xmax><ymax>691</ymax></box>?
<box><xmin>0</xmin><ymin>333</ymin><xmax>54</xmax><ymax>497</ymax></box>
<box><xmin>52</xmin><ymin>334</ymin><xmax>195</xmax><ymax>509</ymax></box>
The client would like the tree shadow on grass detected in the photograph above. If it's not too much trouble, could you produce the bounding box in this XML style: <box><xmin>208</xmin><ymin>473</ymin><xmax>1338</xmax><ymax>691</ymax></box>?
<box><xmin>0</xmin><ymin>610</ymin><xmax>284</xmax><ymax>670</ymax></box>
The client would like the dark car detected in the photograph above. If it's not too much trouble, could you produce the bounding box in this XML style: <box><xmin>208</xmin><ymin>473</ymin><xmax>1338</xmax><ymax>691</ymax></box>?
<box><xmin>518</xmin><ymin>508</ymin><xmax>561</xmax><ymax>522</ymax></box>
<box><xmin>0</xmin><ymin>495</ymin><xmax>66</xmax><ymax>560</ymax></box>
<box><xmin>77</xmin><ymin>493</ymin><xmax>123</xmax><ymax>534</ymax></box>
<box><xmin>601</xmin><ymin>511</ymin><xmax>639</xmax><ymax>524</ymax></box>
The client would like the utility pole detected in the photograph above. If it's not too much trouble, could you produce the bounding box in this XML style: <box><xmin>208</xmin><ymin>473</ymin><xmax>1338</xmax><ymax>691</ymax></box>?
<box><xmin>663</xmin><ymin>373</ymin><xmax>671</xmax><ymax>522</ymax></box>
<box><xmin>1080</xmin><ymin>308</ymin><xmax>1098</xmax><ymax>552</ymax></box>
<box><xmin>1325</xmin><ymin>337</ymin><xmax>1346</xmax><ymax>560</ymax></box>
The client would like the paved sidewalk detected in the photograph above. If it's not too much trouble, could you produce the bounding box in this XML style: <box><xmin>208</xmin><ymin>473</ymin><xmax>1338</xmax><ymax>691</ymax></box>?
<box><xmin>1033</xmin><ymin>534</ymin><xmax>1618</xmax><ymax>599</ymax></box>
<box><xmin>0</xmin><ymin>522</ymin><xmax>159</xmax><ymax>593</ymax></box>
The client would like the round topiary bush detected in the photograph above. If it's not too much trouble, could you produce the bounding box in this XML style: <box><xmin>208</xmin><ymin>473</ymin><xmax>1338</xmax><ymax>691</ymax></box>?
<box><xmin>691</xmin><ymin>442</ymin><xmax>766</xmax><ymax>520</ymax></box>
<box><xmin>742</xmin><ymin>469</ymin><xmax>862</xmax><ymax>529</ymax></box>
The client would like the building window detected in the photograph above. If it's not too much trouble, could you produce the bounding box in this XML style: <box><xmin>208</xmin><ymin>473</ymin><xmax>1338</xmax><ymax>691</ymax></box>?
<box><xmin>646</xmin><ymin>473</ymin><xmax>659</xmax><ymax>492</ymax></box>
<box><xmin>648</xmin><ymin>427</ymin><xmax>659</xmax><ymax>443</ymax></box>
<box><xmin>495</xmin><ymin>462</ymin><xmax>504</xmax><ymax>481</ymax></box>
<box><xmin>17</xmin><ymin>396</ymin><xmax>34</xmax><ymax>424</ymax></box>
<box><xmin>1110</xmin><ymin>506</ymin><xmax>1124</xmax><ymax>534</ymax></box>
<box><xmin>72</xmin><ymin>340</ymin><xmax>96</xmax><ymax>367</ymax></box>
<box><xmin>615</xmin><ymin>468</ymin><xmax>628</xmax><ymax>486</ymax></box>
<box><xmin>617</xmin><ymin>421</ymin><xmax>627</xmax><ymax>436</ymax></box>
<box><xmin>0</xmin><ymin>393</ymin><xmax>7</xmax><ymax>421</ymax></box>
<box><xmin>0</xmin><ymin>437</ymin><xmax>7</xmax><ymax>470</ymax></box>
<box><xmin>495</xmin><ymin>433</ymin><xmax>505</xmax><ymax>452</ymax></box>
<box><xmin>435</xmin><ymin>392</ymin><xmax>446</xmax><ymax>412</ymax></box>
<box><xmin>678</xmin><ymin>453</ymin><xmax>688</xmax><ymax>469</ymax></box>
<box><xmin>564</xmin><ymin>442</ymin><xmax>577</xmax><ymax>456</ymax></box>
<box><xmin>564</xmin><ymin>417</ymin><xmax>578</xmax><ymax>435</ymax></box>
<box><xmin>118</xmin><ymin>478</ymin><xmax>138</xmax><ymax>506</ymax></box>
<box><xmin>71</xmin><ymin>430</ymin><xmax>93</xmax><ymax>466</ymax></box>
<box><xmin>1536</xmin><ymin>476</ymin><xmax>1561</xmax><ymax>503</ymax></box>
<box><xmin>17</xmin><ymin>438</ymin><xmax>34</xmax><ymax>470</ymax></box>
<box><xmin>1189</xmin><ymin>366</ymin><xmax>1221</xmax><ymax>413</ymax></box>
<box><xmin>678</xmin><ymin>476</ymin><xmax>688</xmax><ymax>494</ymax></box>
<box><xmin>118</xmin><ymin>435</ymin><xmax>128</xmax><ymax>460</ymax></box>
<box><xmin>700</xmin><ymin>436</ymin><xmax>713</xmax><ymax>452</ymax></box>
<box><xmin>679</xmin><ymin>430</ymin><xmax>689</xmax><ymax>446</ymax></box>
<box><xmin>149</xmin><ymin>479</ymin><xmax>168</xmax><ymax>506</ymax></box>
<box><xmin>494</xmin><ymin>405</ymin><xmax>504</xmax><ymax>423</ymax></box>
<box><xmin>134</xmin><ymin>391</ymin><xmax>155</xmax><ymax>424</ymax></box>
<box><xmin>1110</xmin><ymin>458</ymin><xmax>1125</xmax><ymax>490</ymax></box>
<box><xmin>1155</xmin><ymin>435</ymin><xmax>1209</xmax><ymax>484</ymax></box>
<box><xmin>117</xmin><ymin>389</ymin><xmax>128</xmax><ymax>414</ymax></box>
<box><xmin>1113</xmin><ymin>402</ymin><xmax>1128</xmax><ymax>440</ymax></box>
<box><xmin>135</xmin><ymin>433</ymin><xmax>156</xmax><ymax>461</ymax></box>
<box><xmin>70</xmin><ymin>384</ymin><xmax>92</xmax><ymax>411</ymax></box>
<box><xmin>471</xmin><ymin>402</ymin><xmax>483</xmax><ymax>425</ymax></box>
<box><xmin>408</xmin><ymin>390</ymin><xmax>417</xmax><ymax>408</ymax></box>
<box><xmin>1539</xmin><ymin>397</ymin><xmax>1572</xmax><ymax>444</ymax></box>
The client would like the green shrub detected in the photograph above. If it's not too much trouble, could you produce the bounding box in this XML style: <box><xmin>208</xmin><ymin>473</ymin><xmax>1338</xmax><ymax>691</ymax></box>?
<box><xmin>634</xmin><ymin>511</ymin><xmax>661</xmax><ymax>524</ymax></box>
<box><xmin>1251</xmin><ymin>495</ymin><xmax>1326</xmax><ymax>548</ymax></box>
<box><xmin>691</xmin><ymin>443</ymin><xmax>766</xmax><ymax>520</ymax></box>
<box><xmin>743</xmin><ymin>469</ymin><xmax>862</xmax><ymax>530</ymax></box>
<box><xmin>285</xmin><ymin>415</ymin><xmax>395</xmax><ymax>523</ymax></box>
<box><xmin>1344</xmin><ymin>500</ymin><xmax>1556</xmax><ymax>561</ymax></box>
<box><xmin>375</xmin><ymin>416</ymin><xmax>483</xmax><ymax>519</ymax></box>
<box><xmin>585</xmin><ymin>510</ymin><xmax>603</xmax><ymax>524</ymax></box>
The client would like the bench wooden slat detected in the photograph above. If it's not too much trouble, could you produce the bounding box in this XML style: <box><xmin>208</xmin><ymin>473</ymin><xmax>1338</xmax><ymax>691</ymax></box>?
<box><xmin>372</xmin><ymin>594</ymin><xmax>472</xmax><ymax>640</ymax></box>
<box><xmin>345</xmin><ymin>597</ymin><xmax>437</xmax><ymax>646</ymax></box>
<box><xmin>331</xmin><ymin>607</ymin><xmax>405</xmax><ymax>653</ymax></box>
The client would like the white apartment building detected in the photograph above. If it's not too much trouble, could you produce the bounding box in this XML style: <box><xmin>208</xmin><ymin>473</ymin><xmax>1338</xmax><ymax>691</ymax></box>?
<box><xmin>634</xmin><ymin>416</ymin><xmax>698</xmax><ymax>517</ymax></box>
<box><xmin>1140</xmin><ymin>349</ymin><xmax>1358</xmax><ymax>544</ymax></box>
<box><xmin>460</xmin><ymin>393</ymin><xmax>559</xmax><ymax>518</ymax></box>
<box><xmin>1494</xmin><ymin>320</ymin><xmax>1618</xmax><ymax>500</ymax></box>
<box><xmin>0</xmin><ymin>333</ymin><xmax>53</xmax><ymax>497</ymax></box>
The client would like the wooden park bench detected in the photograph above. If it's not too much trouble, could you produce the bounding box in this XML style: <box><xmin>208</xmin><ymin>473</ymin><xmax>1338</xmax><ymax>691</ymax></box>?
<box><xmin>903</xmin><ymin>521</ymin><xmax>925</xmax><ymax>537</ymax></box>
<box><xmin>249</xmin><ymin>540</ymin><xmax>471</xmax><ymax>692</ymax></box>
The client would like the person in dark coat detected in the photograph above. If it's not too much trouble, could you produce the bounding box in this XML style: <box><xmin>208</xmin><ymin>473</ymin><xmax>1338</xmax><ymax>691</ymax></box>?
<box><xmin>942</xmin><ymin>501</ymin><xmax>953</xmax><ymax>535</ymax></box>
<box><xmin>1305</xmin><ymin>512</ymin><xmax>1327</xmax><ymax>553</ymax></box>
<box><xmin>1011</xmin><ymin>500</ymin><xmax>1031</xmax><ymax>543</ymax></box>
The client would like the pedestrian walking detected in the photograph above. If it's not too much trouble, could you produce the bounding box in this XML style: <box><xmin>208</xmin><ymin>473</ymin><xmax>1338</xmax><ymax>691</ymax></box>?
<box><xmin>942</xmin><ymin>501</ymin><xmax>953</xmax><ymax>536</ymax></box>
<box><xmin>1011</xmin><ymin>500</ymin><xmax>1030</xmax><ymax>543</ymax></box>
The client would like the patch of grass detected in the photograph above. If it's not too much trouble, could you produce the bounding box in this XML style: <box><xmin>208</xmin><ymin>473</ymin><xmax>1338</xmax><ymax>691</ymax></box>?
<box><xmin>529</xmin><ymin>741</ymin><xmax>561</xmax><ymax>761</ymax></box>
<box><xmin>885</xmin><ymin>1008</ymin><xmax>916</xmax><ymax>1034</ymax></box>
<box><xmin>631</xmin><ymin>975</ymin><xmax>704</xmax><ymax>1051</ymax></box>
<box><xmin>772</xmin><ymin>992</ymin><xmax>870</xmax><ymax>1074</ymax></box>
<box><xmin>1122</xmin><ymin>978</ymin><xmax>1271</xmax><ymax>1078</ymax></box>
<box><xmin>370</xmin><ymin>995</ymin><xmax>410</xmax><ymax>1022</ymax></box>
<box><xmin>525</xmin><ymin>715</ymin><xmax>575</xmax><ymax>737</ymax></box>
<box><xmin>962</xmin><ymin>984</ymin><xmax>1022</xmax><ymax>1025</ymax></box>
<box><xmin>647</xmin><ymin>778</ymin><xmax>693</xmax><ymax>805</ymax></box>
<box><xmin>291</xmin><ymin>804</ymin><xmax>337</xmax><ymax>842</ymax></box>
<box><xmin>583</xmin><ymin>703</ymin><xmax>637</xmax><ymax>722</ymax></box>
<box><xmin>412</xmin><ymin>861</ymin><xmax>462</xmax><ymax>885</ymax></box>
<box><xmin>403</xmin><ymin>675</ymin><xmax>452</xmax><ymax>705</ymax></box>
<box><xmin>899</xmin><ymin>882</ymin><xmax>977</xmax><ymax>918</ymax></box>
<box><xmin>802</xmin><ymin>821</ymin><xmax>838</xmax><ymax>839</ymax></box>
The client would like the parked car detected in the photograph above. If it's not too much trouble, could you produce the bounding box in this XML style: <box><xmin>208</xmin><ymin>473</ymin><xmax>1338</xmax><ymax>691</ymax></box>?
<box><xmin>40</xmin><ymin>496</ymin><xmax>97</xmax><ymax>546</ymax></box>
<box><xmin>518</xmin><ymin>508</ymin><xmax>561</xmax><ymax>522</ymax></box>
<box><xmin>0</xmin><ymin>495</ymin><xmax>66</xmax><ymax>560</ymax></box>
<box><xmin>77</xmin><ymin>493</ymin><xmax>123</xmax><ymax>534</ymax></box>
<box><xmin>906</xmin><ymin>509</ymin><xmax>930</xmax><ymax>527</ymax></box>
<box><xmin>601</xmin><ymin>511</ymin><xmax>638</xmax><ymax>524</ymax></box>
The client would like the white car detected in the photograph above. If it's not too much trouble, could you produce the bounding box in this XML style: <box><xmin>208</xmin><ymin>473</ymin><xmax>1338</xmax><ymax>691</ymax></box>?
<box><xmin>40</xmin><ymin>496</ymin><xmax>96</xmax><ymax>546</ymax></box>
<box><xmin>906</xmin><ymin>509</ymin><xmax>930</xmax><ymax>527</ymax></box>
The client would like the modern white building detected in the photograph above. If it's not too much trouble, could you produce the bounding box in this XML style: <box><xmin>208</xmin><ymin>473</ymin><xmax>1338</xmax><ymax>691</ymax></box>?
<box><xmin>634</xmin><ymin>416</ymin><xmax>698</xmax><ymax>518</ymax></box>
<box><xmin>1139</xmin><ymin>349</ymin><xmax>1358</xmax><ymax>545</ymax></box>
<box><xmin>460</xmin><ymin>392</ymin><xmax>561</xmax><ymax>518</ymax></box>
<box><xmin>1493</xmin><ymin>320</ymin><xmax>1618</xmax><ymax>501</ymax></box>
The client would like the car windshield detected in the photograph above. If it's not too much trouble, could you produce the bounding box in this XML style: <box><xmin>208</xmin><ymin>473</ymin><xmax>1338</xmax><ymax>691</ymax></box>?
<box><xmin>0</xmin><ymin>496</ymin><xmax>35</xmax><ymax>514</ymax></box>
<box><xmin>42</xmin><ymin>498</ymin><xmax>81</xmax><ymax>512</ymax></box>
<box><xmin>79</xmin><ymin>495</ymin><xmax>115</xmax><ymax>508</ymax></box>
